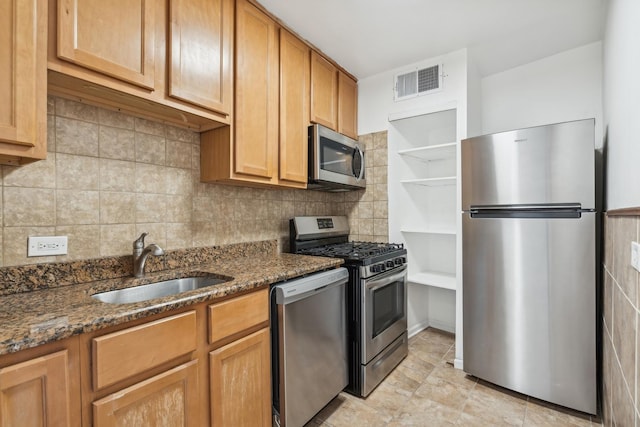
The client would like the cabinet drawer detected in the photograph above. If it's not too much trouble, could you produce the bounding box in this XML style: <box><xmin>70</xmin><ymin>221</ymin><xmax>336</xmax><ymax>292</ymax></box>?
<box><xmin>92</xmin><ymin>311</ymin><xmax>197</xmax><ymax>390</ymax></box>
<box><xmin>209</xmin><ymin>289</ymin><xmax>268</xmax><ymax>344</ymax></box>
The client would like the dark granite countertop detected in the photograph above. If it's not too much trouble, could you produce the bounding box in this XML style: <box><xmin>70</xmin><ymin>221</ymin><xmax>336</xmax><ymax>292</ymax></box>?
<box><xmin>0</xmin><ymin>242</ymin><xmax>342</xmax><ymax>356</ymax></box>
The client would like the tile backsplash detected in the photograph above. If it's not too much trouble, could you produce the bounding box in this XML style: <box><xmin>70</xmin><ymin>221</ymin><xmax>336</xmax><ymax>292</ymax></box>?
<box><xmin>602</xmin><ymin>213</ymin><xmax>640</xmax><ymax>426</ymax></box>
<box><xmin>0</xmin><ymin>96</ymin><xmax>388</xmax><ymax>267</ymax></box>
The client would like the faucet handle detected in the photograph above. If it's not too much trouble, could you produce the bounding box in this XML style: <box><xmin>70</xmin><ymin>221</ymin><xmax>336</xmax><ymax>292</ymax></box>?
<box><xmin>133</xmin><ymin>232</ymin><xmax>148</xmax><ymax>249</ymax></box>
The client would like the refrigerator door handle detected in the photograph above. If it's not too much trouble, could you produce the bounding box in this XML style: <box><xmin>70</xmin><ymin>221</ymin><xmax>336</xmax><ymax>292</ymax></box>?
<box><xmin>469</xmin><ymin>206</ymin><xmax>584</xmax><ymax>219</ymax></box>
<box><xmin>469</xmin><ymin>203</ymin><xmax>583</xmax><ymax>211</ymax></box>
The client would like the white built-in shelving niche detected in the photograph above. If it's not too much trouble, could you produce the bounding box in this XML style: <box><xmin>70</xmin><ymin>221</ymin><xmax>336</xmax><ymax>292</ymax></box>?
<box><xmin>388</xmin><ymin>107</ymin><xmax>459</xmax><ymax>294</ymax></box>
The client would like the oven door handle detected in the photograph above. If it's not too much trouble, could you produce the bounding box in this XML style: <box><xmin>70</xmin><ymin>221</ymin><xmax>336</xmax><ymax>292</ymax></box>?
<box><xmin>366</xmin><ymin>266</ymin><xmax>407</xmax><ymax>292</ymax></box>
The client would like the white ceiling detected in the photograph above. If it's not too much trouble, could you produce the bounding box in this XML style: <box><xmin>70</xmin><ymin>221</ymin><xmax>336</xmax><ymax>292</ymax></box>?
<box><xmin>258</xmin><ymin>0</ymin><xmax>607</xmax><ymax>79</ymax></box>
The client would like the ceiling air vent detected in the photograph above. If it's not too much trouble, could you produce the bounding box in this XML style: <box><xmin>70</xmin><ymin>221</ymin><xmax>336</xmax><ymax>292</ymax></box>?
<box><xmin>394</xmin><ymin>64</ymin><xmax>442</xmax><ymax>101</ymax></box>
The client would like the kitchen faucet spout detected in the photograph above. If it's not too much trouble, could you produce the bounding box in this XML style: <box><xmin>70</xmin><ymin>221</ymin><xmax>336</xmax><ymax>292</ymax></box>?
<box><xmin>132</xmin><ymin>233</ymin><xmax>165</xmax><ymax>278</ymax></box>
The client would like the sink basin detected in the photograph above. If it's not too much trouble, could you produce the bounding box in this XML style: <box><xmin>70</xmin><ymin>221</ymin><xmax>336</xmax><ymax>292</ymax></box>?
<box><xmin>92</xmin><ymin>275</ymin><xmax>231</xmax><ymax>304</ymax></box>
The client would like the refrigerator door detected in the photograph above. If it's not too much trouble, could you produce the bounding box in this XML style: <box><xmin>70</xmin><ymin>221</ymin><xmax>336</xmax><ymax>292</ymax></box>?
<box><xmin>461</xmin><ymin>119</ymin><xmax>595</xmax><ymax>210</ymax></box>
<box><xmin>462</xmin><ymin>212</ymin><xmax>597</xmax><ymax>414</ymax></box>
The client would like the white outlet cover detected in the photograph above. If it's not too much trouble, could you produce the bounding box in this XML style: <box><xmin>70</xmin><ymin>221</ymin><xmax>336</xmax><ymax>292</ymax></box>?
<box><xmin>28</xmin><ymin>236</ymin><xmax>68</xmax><ymax>257</ymax></box>
<box><xmin>631</xmin><ymin>241</ymin><xmax>640</xmax><ymax>273</ymax></box>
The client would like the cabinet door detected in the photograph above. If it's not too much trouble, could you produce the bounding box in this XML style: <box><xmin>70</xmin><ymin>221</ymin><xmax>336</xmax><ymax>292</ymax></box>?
<box><xmin>0</xmin><ymin>0</ymin><xmax>46</xmax><ymax>163</ymax></box>
<box><xmin>234</xmin><ymin>0</ymin><xmax>278</xmax><ymax>181</ymax></box>
<box><xmin>279</xmin><ymin>29</ymin><xmax>310</xmax><ymax>187</ymax></box>
<box><xmin>0</xmin><ymin>350</ymin><xmax>73</xmax><ymax>426</ymax></box>
<box><xmin>310</xmin><ymin>51</ymin><xmax>338</xmax><ymax>130</ymax></box>
<box><xmin>93</xmin><ymin>360</ymin><xmax>200</xmax><ymax>427</ymax></box>
<box><xmin>57</xmin><ymin>0</ymin><xmax>156</xmax><ymax>89</ymax></box>
<box><xmin>210</xmin><ymin>328</ymin><xmax>271</xmax><ymax>427</ymax></box>
<box><xmin>338</xmin><ymin>72</ymin><xmax>358</xmax><ymax>139</ymax></box>
<box><xmin>169</xmin><ymin>0</ymin><xmax>233</xmax><ymax>115</ymax></box>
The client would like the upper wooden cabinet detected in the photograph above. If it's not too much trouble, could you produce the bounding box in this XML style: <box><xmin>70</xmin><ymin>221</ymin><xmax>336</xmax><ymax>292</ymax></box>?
<box><xmin>310</xmin><ymin>51</ymin><xmax>338</xmax><ymax>130</ymax></box>
<box><xmin>0</xmin><ymin>0</ymin><xmax>47</xmax><ymax>165</ymax></box>
<box><xmin>338</xmin><ymin>72</ymin><xmax>358</xmax><ymax>139</ymax></box>
<box><xmin>311</xmin><ymin>51</ymin><xmax>358</xmax><ymax>139</ymax></box>
<box><xmin>168</xmin><ymin>0</ymin><xmax>233</xmax><ymax>114</ymax></box>
<box><xmin>57</xmin><ymin>0</ymin><xmax>156</xmax><ymax>89</ymax></box>
<box><xmin>202</xmin><ymin>0</ymin><xmax>309</xmax><ymax>188</ymax></box>
<box><xmin>279</xmin><ymin>29</ymin><xmax>310</xmax><ymax>186</ymax></box>
<box><xmin>233</xmin><ymin>0</ymin><xmax>279</xmax><ymax>181</ymax></box>
<box><xmin>48</xmin><ymin>0</ymin><xmax>232</xmax><ymax>129</ymax></box>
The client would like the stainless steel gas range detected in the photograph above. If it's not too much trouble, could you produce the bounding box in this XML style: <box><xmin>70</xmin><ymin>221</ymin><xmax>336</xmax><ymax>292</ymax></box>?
<box><xmin>290</xmin><ymin>216</ymin><xmax>408</xmax><ymax>397</ymax></box>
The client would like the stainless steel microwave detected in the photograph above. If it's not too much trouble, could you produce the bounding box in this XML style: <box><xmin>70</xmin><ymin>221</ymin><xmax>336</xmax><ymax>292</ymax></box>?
<box><xmin>308</xmin><ymin>124</ymin><xmax>365</xmax><ymax>191</ymax></box>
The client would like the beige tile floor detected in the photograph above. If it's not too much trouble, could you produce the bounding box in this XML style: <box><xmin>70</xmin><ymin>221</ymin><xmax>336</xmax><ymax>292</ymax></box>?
<box><xmin>306</xmin><ymin>328</ymin><xmax>601</xmax><ymax>427</ymax></box>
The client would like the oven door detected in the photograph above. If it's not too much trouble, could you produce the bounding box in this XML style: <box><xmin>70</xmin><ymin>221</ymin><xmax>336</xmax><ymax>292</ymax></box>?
<box><xmin>361</xmin><ymin>266</ymin><xmax>407</xmax><ymax>364</ymax></box>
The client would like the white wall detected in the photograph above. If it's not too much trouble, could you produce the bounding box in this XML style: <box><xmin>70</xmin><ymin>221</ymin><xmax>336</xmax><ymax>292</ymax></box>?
<box><xmin>358</xmin><ymin>49</ymin><xmax>468</xmax><ymax>135</ymax></box>
<box><xmin>604</xmin><ymin>0</ymin><xmax>640</xmax><ymax>210</ymax></box>
<box><xmin>466</xmin><ymin>52</ymin><xmax>483</xmax><ymax>138</ymax></box>
<box><xmin>360</xmin><ymin>50</ymin><xmax>468</xmax><ymax>341</ymax></box>
<box><xmin>480</xmin><ymin>42</ymin><xmax>603</xmax><ymax>146</ymax></box>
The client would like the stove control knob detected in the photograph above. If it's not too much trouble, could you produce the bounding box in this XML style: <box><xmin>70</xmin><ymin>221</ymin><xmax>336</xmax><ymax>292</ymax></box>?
<box><xmin>386</xmin><ymin>260</ymin><xmax>395</xmax><ymax>268</ymax></box>
<box><xmin>394</xmin><ymin>258</ymin><xmax>402</xmax><ymax>266</ymax></box>
<box><xmin>378</xmin><ymin>264</ymin><xmax>385</xmax><ymax>272</ymax></box>
<box><xmin>369</xmin><ymin>265</ymin><xmax>376</xmax><ymax>273</ymax></box>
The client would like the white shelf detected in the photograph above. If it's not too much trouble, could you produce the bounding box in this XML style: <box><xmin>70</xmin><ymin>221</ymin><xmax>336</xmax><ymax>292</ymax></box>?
<box><xmin>401</xmin><ymin>228</ymin><xmax>455</xmax><ymax>235</ymax></box>
<box><xmin>397</xmin><ymin>142</ymin><xmax>456</xmax><ymax>162</ymax></box>
<box><xmin>400</xmin><ymin>177</ymin><xmax>456</xmax><ymax>186</ymax></box>
<box><xmin>409</xmin><ymin>271</ymin><xmax>456</xmax><ymax>290</ymax></box>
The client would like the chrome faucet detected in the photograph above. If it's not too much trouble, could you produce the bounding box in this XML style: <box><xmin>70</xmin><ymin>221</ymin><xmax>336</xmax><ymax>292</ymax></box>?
<box><xmin>133</xmin><ymin>233</ymin><xmax>165</xmax><ymax>278</ymax></box>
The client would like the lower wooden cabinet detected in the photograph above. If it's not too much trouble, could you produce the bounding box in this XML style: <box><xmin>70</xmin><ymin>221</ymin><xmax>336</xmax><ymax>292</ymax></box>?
<box><xmin>93</xmin><ymin>360</ymin><xmax>200</xmax><ymax>427</ymax></box>
<box><xmin>0</xmin><ymin>288</ymin><xmax>271</xmax><ymax>427</ymax></box>
<box><xmin>210</xmin><ymin>328</ymin><xmax>271</xmax><ymax>427</ymax></box>
<box><xmin>0</xmin><ymin>350</ymin><xmax>73</xmax><ymax>426</ymax></box>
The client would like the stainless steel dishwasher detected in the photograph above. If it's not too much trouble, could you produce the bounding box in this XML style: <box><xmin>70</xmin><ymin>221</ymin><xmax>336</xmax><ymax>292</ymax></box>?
<box><xmin>271</xmin><ymin>267</ymin><xmax>349</xmax><ymax>427</ymax></box>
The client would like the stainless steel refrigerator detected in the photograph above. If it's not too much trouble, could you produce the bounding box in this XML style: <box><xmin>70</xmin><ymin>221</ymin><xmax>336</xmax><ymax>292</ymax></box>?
<box><xmin>461</xmin><ymin>119</ymin><xmax>597</xmax><ymax>414</ymax></box>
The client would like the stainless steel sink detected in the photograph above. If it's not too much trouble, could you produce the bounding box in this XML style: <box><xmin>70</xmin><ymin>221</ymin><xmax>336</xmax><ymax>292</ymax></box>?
<box><xmin>92</xmin><ymin>275</ymin><xmax>231</xmax><ymax>304</ymax></box>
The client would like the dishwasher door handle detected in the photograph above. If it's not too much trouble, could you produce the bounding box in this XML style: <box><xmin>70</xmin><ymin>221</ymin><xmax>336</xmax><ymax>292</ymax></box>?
<box><xmin>274</xmin><ymin>267</ymin><xmax>349</xmax><ymax>305</ymax></box>
<box><xmin>278</xmin><ymin>280</ymin><xmax>344</xmax><ymax>305</ymax></box>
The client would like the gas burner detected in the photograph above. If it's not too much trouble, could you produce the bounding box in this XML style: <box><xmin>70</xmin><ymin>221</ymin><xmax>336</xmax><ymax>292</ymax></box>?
<box><xmin>298</xmin><ymin>241</ymin><xmax>405</xmax><ymax>261</ymax></box>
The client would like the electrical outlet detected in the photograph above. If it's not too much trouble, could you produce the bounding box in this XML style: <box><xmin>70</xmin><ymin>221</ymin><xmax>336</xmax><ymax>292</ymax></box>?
<box><xmin>28</xmin><ymin>236</ymin><xmax>68</xmax><ymax>257</ymax></box>
<box><xmin>631</xmin><ymin>241</ymin><xmax>640</xmax><ymax>272</ymax></box>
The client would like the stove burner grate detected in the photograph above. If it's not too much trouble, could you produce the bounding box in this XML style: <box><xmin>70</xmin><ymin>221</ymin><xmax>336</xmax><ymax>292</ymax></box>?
<box><xmin>298</xmin><ymin>241</ymin><xmax>404</xmax><ymax>260</ymax></box>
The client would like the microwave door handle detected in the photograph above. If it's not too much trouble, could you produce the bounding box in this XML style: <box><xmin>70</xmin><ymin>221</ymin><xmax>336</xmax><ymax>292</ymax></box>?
<box><xmin>353</xmin><ymin>146</ymin><xmax>364</xmax><ymax>180</ymax></box>
<box><xmin>367</xmin><ymin>267</ymin><xmax>407</xmax><ymax>291</ymax></box>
